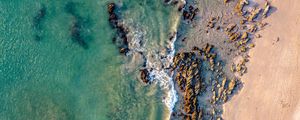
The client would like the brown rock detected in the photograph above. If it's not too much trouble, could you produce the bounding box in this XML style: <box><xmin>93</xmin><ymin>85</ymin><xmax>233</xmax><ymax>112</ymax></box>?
<box><xmin>140</xmin><ymin>69</ymin><xmax>150</xmax><ymax>84</ymax></box>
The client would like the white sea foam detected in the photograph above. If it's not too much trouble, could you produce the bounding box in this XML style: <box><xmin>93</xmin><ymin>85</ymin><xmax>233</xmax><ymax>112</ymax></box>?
<box><xmin>124</xmin><ymin>13</ymin><xmax>180</xmax><ymax>119</ymax></box>
<box><xmin>128</xmin><ymin>28</ymin><xmax>147</xmax><ymax>53</ymax></box>
<box><xmin>147</xmin><ymin>33</ymin><xmax>178</xmax><ymax>112</ymax></box>
<box><xmin>128</xmin><ymin>27</ymin><xmax>178</xmax><ymax>113</ymax></box>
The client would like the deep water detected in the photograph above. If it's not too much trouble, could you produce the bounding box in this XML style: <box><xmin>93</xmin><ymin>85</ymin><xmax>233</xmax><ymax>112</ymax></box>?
<box><xmin>0</xmin><ymin>0</ymin><xmax>180</xmax><ymax>120</ymax></box>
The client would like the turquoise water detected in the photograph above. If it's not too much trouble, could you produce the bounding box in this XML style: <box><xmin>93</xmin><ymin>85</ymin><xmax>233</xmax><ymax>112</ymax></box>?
<box><xmin>0</xmin><ymin>0</ymin><xmax>179</xmax><ymax>120</ymax></box>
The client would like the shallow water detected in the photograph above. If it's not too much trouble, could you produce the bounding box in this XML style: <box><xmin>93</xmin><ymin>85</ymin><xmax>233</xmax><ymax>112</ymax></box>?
<box><xmin>0</xmin><ymin>0</ymin><xmax>180</xmax><ymax>120</ymax></box>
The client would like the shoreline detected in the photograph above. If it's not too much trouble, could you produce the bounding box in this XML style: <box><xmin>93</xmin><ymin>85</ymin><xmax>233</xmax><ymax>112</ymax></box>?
<box><xmin>223</xmin><ymin>0</ymin><xmax>300</xmax><ymax>119</ymax></box>
<box><xmin>170</xmin><ymin>0</ymin><xmax>273</xmax><ymax>119</ymax></box>
<box><xmin>106</xmin><ymin>0</ymin><xmax>299</xmax><ymax>119</ymax></box>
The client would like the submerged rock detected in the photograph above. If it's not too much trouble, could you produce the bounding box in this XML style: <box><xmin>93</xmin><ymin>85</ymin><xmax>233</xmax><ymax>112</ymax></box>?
<box><xmin>65</xmin><ymin>2</ymin><xmax>92</xmax><ymax>49</ymax></box>
<box><xmin>33</xmin><ymin>5</ymin><xmax>46</xmax><ymax>29</ymax></box>
<box><xmin>70</xmin><ymin>19</ymin><xmax>89</xmax><ymax>49</ymax></box>
<box><xmin>33</xmin><ymin>5</ymin><xmax>47</xmax><ymax>41</ymax></box>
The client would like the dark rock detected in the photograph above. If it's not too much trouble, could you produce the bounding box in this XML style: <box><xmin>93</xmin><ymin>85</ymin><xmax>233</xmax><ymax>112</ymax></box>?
<box><xmin>192</xmin><ymin>46</ymin><xmax>200</xmax><ymax>51</ymax></box>
<box><xmin>119</xmin><ymin>47</ymin><xmax>129</xmax><ymax>54</ymax></box>
<box><xmin>182</xmin><ymin>5</ymin><xmax>199</xmax><ymax>22</ymax></box>
<box><xmin>107</xmin><ymin>3</ymin><xmax>116</xmax><ymax>14</ymax></box>
<box><xmin>140</xmin><ymin>69</ymin><xmax>151</xmax><ymax>84</ymax></box>
<box><xmin>107</xmin><ymin>3</ymin><xmax>130</xmax><ymax>55</ymax></box>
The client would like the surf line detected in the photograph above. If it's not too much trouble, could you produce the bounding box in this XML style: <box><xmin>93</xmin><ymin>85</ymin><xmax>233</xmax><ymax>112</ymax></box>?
<box><xmin>147</xmin><ymin>32</ymin><xmax>179</xmax><ymax>112</ymax></box>
<box><xmin>130</xmin><ymin>29</ymin><xmax>179</xmax><ymax>113</ymax></box>
<box><xmin>106</xmin><ymin>1</ymin><xmax>182</xmax><ymax>117</ymax></box>
<box><xmin>136</xmin><ymin>15</ymin><xmax>182</xmax><ymax>117</ymax></box>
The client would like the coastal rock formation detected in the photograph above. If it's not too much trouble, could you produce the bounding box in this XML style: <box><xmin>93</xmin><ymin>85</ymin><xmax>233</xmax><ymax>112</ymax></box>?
<box><xmin>140</xmin><ymin>69</ymin><xmax>151</xmax><ymax>84</ymax></box>
<box><xmin>171</xmin><ymin>44</ymin><xmax>241</xmax><ymax>120</ymax></box>
<box><xmin>170</xmin><ymin>0</ymin><xmax>274</xmax><ymax>119</ymax></box>
<box><xmin>107</xmin><ymin>3</ymin><xmax>130</xmax><ymax>55</ymax></box>
<box><xmin>105</xmin><ymin>0</ymin><xmax>274</xmax><ymax>119</ymax></box>
<box><xmin>182</xmin><ymin>5</ymin><xmax>199</xmax><ymax>22</ymax></box>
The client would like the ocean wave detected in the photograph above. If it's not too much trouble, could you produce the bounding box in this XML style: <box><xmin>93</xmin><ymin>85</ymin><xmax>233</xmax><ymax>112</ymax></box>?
<box><xmin>123</xmin><ymin>11</ymin><xmax>180</xmax><ymax>119</ymax></box>
<box><xmin>127</xmin><ymin>26</ymin><xmax>178</xmax><ymax>112</ymax></box>
<box><xmin>147</xmin><ymin>33</ymin><xmax>178</xmax><ymax>112</ymax></box>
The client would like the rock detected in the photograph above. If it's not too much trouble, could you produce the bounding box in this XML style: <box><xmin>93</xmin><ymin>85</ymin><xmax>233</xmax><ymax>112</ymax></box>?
<box><xmin>256</xmin><ymin>34</ymin><xmax>262</xmax><ymax>38</ymax></box>
<box><xmin>225</xmin><ymin>23</ymin><xmax>237</xmax><ymax>32</ymax></box>
<box><xmin>107</xmin><ymin>3</ymin><xmax>116</xmax><ymax>14</ymax></box>
<box><xmin>107</xmin><ymin>3</ymin><xmax>118</xmax><ymax>28</ymax></box>
<box><xmin>229</xmin><ymin>32</ymin><xmax>240</xmax><ymax>41</ymax></box>
<box><xmin>248</xmin><ymin>8</ymin><xmax>262</xmax><ymax>22</ymax></box>
<box><xmin>262</xmin><ymin>2</ymin><xmax>271</xmax><ymax>18</ymax></box>
<box><xmin>204</xmin><ymin>43</ymin><xmax>213</xmax><ymax>54</ymax></box>
<box><xmin>249</xmin><ymin>43</ymin><xmax>255</xmax><ymax>48</ymax></box>
<box><xmin>230</xmin><ymin>63</ymin><xmax>236</xmax><ymax>72</ymax></box>
<box><xmin>240</xmin><ymin>45</ymin><xmax>246</xmax><ymax>52</ymax></box>
<box><xmin>227</xmin><ymin>79</ymin><xmax>236</xmax><ymax>94</ymax></box>
<box><xmin>119</xmin><ymin>47</ymin><xmax>129</xmax><ymax>54</ymax></box>
<box><xmin>182</xmin><ymin>5</ymin><xmax>199</xmax><ymax>21</ymax></box>
<box><xmin>192</xmin><ymin>46</ymin><xmax>200</xmax><ymax>51</ymax></box>
<box><xmin>216</xmin><ymin>26</ymin><xmax>221</xmax><ymax>30</ymax></box>
<box><xmin>140</xmin><ymin>69</ymin><xmax>151</xmax><ymax>84</ymax></box>
<box><xmin>240</xmin><ymin>19</ymin><xmax>246</xmax><ymax>25</ymax></box>
<box><xmin>248</xmin><ymin>24</ymin><xmax>257</xmax><ymax>32</ymax></box>
<box><xmin>241</xmin><ymin>32</ymin><xmax>248</xmax><ymax>39</ymax></box>
<box><xmin>107</xmin><ymin>3</ymin><xmax>130</xmax><ymax>55</ymax></box>
<box><xmin>208</xmin><ymin>22</ymin><xmax>215</xmax><ymax>28</ymax></box>
<box><xmin>235</xmin><ymin>0</ymin><xmax>249</xmax><ymax>16</ymax></box>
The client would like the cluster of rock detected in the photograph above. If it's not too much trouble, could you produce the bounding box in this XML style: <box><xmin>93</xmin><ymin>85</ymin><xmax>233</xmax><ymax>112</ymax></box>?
<box><xmin>136</xmin><ymin>0</ymin><xmax>201</xmax><ymax>85</ymax></box>
<box><xmin>205</xmin><ymin>0</ymin><xmax>272</xmax><ymax>77</ymax></box>
<box><xmin>164</xmin><ymin>0</ymin><xmax>199</xmax><ymax>22</ymax></box>
<box><xmin>107</xmin><ymin>3</ymin><xmax>130</xmax><ymax>55</ymax></box>
<box><xmin>105</xmin><ymin>0</ymin><xmax>273</xmax><ymax>119</ymax></box>
<box><xmin>168</xmin><ymin>0</ymin><xmax>274</xmax><ymax>120</ymax></box>
<box><xmin>171</xmin><ymin>44</ymin><xmax>240</xmax><ymax>120</ymax></box>
<box><xmin>229</xmin><ymin>0</ymin><xmax>270</xmax><ymax>75</ymax></box>
<box><xmin>231</xmin><ymin>57</ymin><xmax>248</xmax><ymax>76</ymax></box>
<box><xmin>172</xmin><ymin>51</ymin><xmax>203</xmax><ymax>120</ymax></box>
<box><xmin>182</xmin><ymin>5</ymin><xmax>199</xmax><ymax>22</ymax></box>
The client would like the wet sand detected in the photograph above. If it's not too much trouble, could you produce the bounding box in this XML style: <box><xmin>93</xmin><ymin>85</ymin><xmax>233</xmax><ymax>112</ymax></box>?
<box><xmin>223</xmin><ymin>0</ymin><xmax>300</xmax><ymax>120</ymax></box>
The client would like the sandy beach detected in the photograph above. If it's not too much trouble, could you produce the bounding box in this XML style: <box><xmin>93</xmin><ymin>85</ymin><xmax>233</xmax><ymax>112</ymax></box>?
<box><xmin>223</xmin><ymin>0</ymin><xmax>300</xmax><ymax>120</ymax></box>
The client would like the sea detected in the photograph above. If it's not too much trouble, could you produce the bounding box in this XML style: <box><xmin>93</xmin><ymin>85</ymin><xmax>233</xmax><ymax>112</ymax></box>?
<box><xmin>0</xmin><ymin>0</ymin><xmax>183</xmax><ymax>120</ymax></box>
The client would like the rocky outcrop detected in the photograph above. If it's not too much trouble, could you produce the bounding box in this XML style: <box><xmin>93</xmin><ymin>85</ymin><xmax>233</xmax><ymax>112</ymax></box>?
<box><xmin>182</xmin><ymin>5</ymin><xmax>199</xmax><ymax>22</ymax></box>
<box><xmin>107</xmin><ymin>3</ymin><xmax>130</xmax><ymax>55</ymax></box>
<box><xmin>140</xmin><ymin>69</ymin><xmax>151</xmax><ymax>84</ymax></box>
<box><xmin>171</xmin><ymin>44</ymin><xmax>241</xmax><ymax>120</ymax></box>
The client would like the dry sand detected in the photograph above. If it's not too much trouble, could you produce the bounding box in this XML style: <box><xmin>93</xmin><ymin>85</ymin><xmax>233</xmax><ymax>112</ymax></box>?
<box><xmin>223</xmin><ymin>0</ymin><xmax>300</xmax><ymax>120</ymax></box>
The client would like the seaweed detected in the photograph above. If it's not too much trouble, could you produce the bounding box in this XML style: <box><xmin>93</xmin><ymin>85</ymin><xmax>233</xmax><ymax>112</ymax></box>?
<box><xmin>33</xmin><ymin>5</ymin><xmax>47</xmax><ymax>41</ymax></box>
<box><xmin>70</xmin><ymin>18</ymin><xmax>89</xmax><ymax>49</ymax></box>
<box><xmin>33</xmin><ymin>5</ymin><xmax>46</xmax><ymax>30</ymax></box>
<box><xmin>65</xmin><ymin>2</ymin><xmax>92</xmax><ymax>49</ymax></box>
